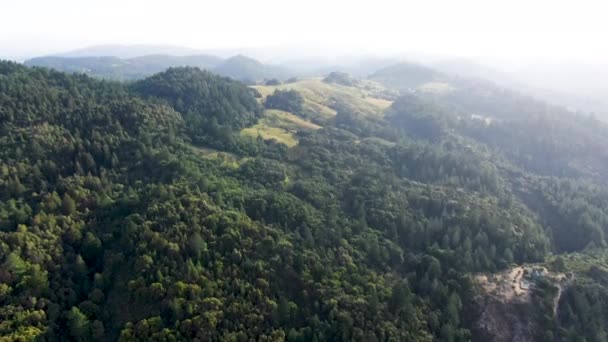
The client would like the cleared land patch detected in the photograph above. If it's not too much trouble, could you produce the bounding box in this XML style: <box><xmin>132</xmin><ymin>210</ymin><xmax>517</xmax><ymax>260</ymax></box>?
<box><xmin>476</xmin><ymin>265</ymin><xmax>569</xmax><ymax>304</ymax></box>
<box><xmin>253</xmin><ymin>78</ymin><xmax>392</xmax><ymax>118</ymax></box>
<box><xmin>418</xmin><ymin>81</ymin><xmax>455</xmax><ymax>94</ymax></box>
<box><xmin>264</xmin><ymin>109</ymin><xmax>322</xmax><ymax>131</ymax></box>
<box><xmin>240</xmin><ymin>109</ymin><xmax>321</xmax><ymax>147</ymax></box>
<box><xmin>241</xmin><ymin>124</ymin><xmax>298</xmax><ymax>147</ymax></box>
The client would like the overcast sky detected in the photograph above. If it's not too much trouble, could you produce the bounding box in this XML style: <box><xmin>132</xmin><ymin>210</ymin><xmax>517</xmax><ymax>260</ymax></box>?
<box><xmin>1</xmin><ymin>0</ymin><xmax>607</xmax><ymax>63</ymax></box>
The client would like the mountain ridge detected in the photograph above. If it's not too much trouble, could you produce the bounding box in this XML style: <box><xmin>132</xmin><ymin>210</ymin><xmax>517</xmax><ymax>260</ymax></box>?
<box><xmin>25</xmin><ymin>53</ymin><xmax>293</xmax><ymax>82</ymax></box>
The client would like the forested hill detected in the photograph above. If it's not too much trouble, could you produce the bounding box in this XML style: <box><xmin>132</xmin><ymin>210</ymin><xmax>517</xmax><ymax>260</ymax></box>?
<box><xmin>2</xmin><ymin>60</ymin><xmax>608</xmax><ymax>341</ymax></box>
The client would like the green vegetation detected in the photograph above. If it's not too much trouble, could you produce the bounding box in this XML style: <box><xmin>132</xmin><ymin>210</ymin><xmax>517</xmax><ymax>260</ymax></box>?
<box><xmin>241</xmin><ymin>124</ymin><xmax>298</xmax><ymax>147</ymax></box>
<box><xmin>130</xmin><ymin>66</ymin><xmax>262</xmax><ymax>150</ymax></box>
<box><xmin>253</xmin><ymin>78</ymin><xmax>392</xmax><ymax>122</ymax></box>
<box><xmin>263</xmin><ymin>109</ymin><xmax>322</xmax><ymax>131</ymax></box>
<box><xmin>265</xmin><ymin>79</ymin><xmax>282</xmax><ymax>86</ymax></box>
<box><xmin>1</xmin><ymin>58</ymin><xmax>608</xmax><ymax>341</ymax></box>
<box><xmin>241</xmin><ymin>109</ymin><xmax>320</xmax><ymax>148</ymax></box>
<box><xmin>323</xmin><ymin>72</ymin><xmax>357</xmax><ymax>86</ymax></box>
<box><xmin>543</xmin><ymin>252</ymin><xmax>608</xmax><ymax>340</ymax></box>
<box><xmin>264</xmin><ymin>90</ymin><xmax>305</xmax><ymax>115</ymax></box>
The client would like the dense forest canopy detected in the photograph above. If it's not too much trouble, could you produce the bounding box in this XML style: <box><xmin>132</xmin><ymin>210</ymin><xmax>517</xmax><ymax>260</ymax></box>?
<box><xmin>130</xmin><ymin>67</ymin><xmax>262</xmax><ymax>147</ymax></box>
<box><xmin>2</xmin><ymin>58</ymin><xmax>608</xmax><ymax>341</ymax></box>
<box><xmin>264</xmin><ymin>90</ymin><xmax>305</xmax><ymax>115</ymax></box>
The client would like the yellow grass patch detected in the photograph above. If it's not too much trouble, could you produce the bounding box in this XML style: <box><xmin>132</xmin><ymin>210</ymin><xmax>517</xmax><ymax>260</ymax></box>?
<box><xmin>418</xmin><ymin>81</ymin><xmax>454</xmax><ymax>94</ymax></box>
<box><xmin>252</xmin><ymin>78</ymin><xmax>392</xmax><ymax>118</ymax></box>
<box><xmin>241</xmin><ymin>124</ymin><xmax>298</xmax><ymax>147</ymax></box>
<box><xmin>264</xmin><ymin>109</ymin><xmax>322</xmax><ymax>131</ymax></box>
<box><xmin>239</xmin><ymin>108</ymin><xmax>321</xmax><ymax>147</ymax></box>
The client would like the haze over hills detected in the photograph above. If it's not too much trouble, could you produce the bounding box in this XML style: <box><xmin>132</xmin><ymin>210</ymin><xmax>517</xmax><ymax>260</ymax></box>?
<box><xmin>24</xmin><ymin>54</ymin><xmax>223</xmax><ymax>81</ymax></box>
<box><xmin>512</xmin><ymin>62</ymin><xmax>608</xmax><ymax>116</ymax></box>
<box><xmin>19</xmin><ymin>43</ymin><xmax>608</xmax><ymax>119</ymax></box>
<box><xmin>213</xmin><ymin>55</ymin><xmax>293</xmax><ymax>82</ymax></box>
<box><xmin>33</xmin><ymin>47</ymin><xmax>606</xmax><ymax>125</ymax></box>
<box><xmin>431</xmin><ymin>58</ymin><xmax>608</xmax><ymax>119</ymax></box>
<box><xmin>282</xmin><ymin>57</ymin><xmax>402</xmax><ymax>78</ymax></box>
<box><xmin>25</xmin><ymin>53</ymin><xmax>294</xmax><ymax>82</ymax></box>
<box><xmin>53</xmin><ymin>44</ymin><xmax>207</xmax><ymax>58</ymax></box>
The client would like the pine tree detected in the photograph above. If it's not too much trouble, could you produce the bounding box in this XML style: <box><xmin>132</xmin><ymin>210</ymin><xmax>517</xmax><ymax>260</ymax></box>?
<box><xmin>62</xmin><ymin>193</ymin><xmax>77</xmax><ymax>215</ymax></box>
<box><xmin>67</xmin><ymin>307</ymin><xmax>90</xmax><ymax>341</ymax></box>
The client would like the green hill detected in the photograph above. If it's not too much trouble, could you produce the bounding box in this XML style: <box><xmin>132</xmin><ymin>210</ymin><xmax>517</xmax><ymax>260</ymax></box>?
<box><xmin>213</xmin><ymin>54</ymin><xmax>292</xmax><ymax>82</ymax></box>
<box><xmin>2</xmin><ymin>60</ymin><xmax>608</xmax><ymax>341</ymax></box>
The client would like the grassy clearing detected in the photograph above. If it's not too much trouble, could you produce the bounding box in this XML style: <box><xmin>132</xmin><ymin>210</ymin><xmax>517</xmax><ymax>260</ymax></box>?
<box><xmin>362</xmin><ymin>96</ymin><xmax>393</xmax><ymax>109</ymax></box>
<box><xmin>264</xmin><ymin>109</ymin><xmax>322</xmax><ymax>131</ymax></box>
<box><xmin>240</xmin><ymin>109</ymin><xmax>321</xmax><ymax>148</ymax></box>
<box><xmin>362</xmin><ymin>136</ymin><xmax>396</xmax><ymax>147</ymax></box>
<box><xmin>304</xmin><ymin>99</ymin><xmax>337</xmax><ymax>119</ymax></box>
<box><xmin>191</xmin><ymin>146</ymin><xmax>234</xmax><ymax>158</ymax></box>
<box><xmin>546</xmin><ymin>251</ymin><xmax>608</xmax><ymax>277</ymax></box>
<box><xmin>190</xmin><ymin>145</ymin><xmax>243</xmax><ymax>167</ymax></box>
<box><xmin>247</xmin><ymin>78</ymin><xmax>393</xmax><ymax>147</ymax></box>
<box><xmin>418</xmin><ymin>81</ymin><xmax>454</xmax><ymax>94</ymax></box>
<box><xmin>253</xmin><ymin>86</ymin><xmax>275</xmax><ymax>98</ymax></box>
<box><xmin>252</xmin><ymin>78</ymin><xmax>392</xmax><ymax>118</ymax></box>
<box><xmin>241</xmin><ymin>124</ymin><xmax>298</xmax><ymax>147</ymax></box>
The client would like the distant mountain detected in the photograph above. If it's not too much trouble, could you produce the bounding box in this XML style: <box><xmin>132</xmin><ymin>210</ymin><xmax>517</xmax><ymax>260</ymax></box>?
<box><xmin>512</xmin><ymin>62</ymin><xmax>608</xmax><ymax>116</ymax></box>
<box><xmin>128</xmin><ymin>54</ymin><xmax>224</xmax><ymax>72</ymax></box>
<box><xmin>279</xmin><ymin>56</ymin><xmax>401</xmax><ymax>78</ymax></box>
<box><xmin>342</xmin><ymin>57</ymin><xmax>404</xmax><ymax>77</ymax></box>
<box><xmin>213</xmin><ymin>55</ymin><xmax>293</xmax><ymax>82</ymax></box>
<box><xmin>25</xmin><ymin>53</ymin><xmax>292</xmax><ymax>82</ymax></box>
<box><xmin>432</xmin><ymin>58</ymin><xmax>608</xmax><ymax>119</ymax></box>
<box><xmin>24</xmin><ymin>56</ymin><xmax>125</xmax><ymax>75</ymax></box>
<box><xmin>25</xmin><ymin>54</ymin><xmax>223</xmax><ymax>81</ymax></box>
<box><xmin>431</xmin><ymin>58</ymin><xmax>519</xmax><ymax>87</ymax></box>
<box><xmin>55</xmin><ymin>44</ymin><xmax>205</xmax><ymax>58</ymax></box>
<box><xmin>368</xmin><ymin>62</ymin><xmax>445</xmax><ymax>90</ymax></box>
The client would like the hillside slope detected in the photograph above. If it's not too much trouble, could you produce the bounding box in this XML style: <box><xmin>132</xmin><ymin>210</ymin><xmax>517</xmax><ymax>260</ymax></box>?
<box><xmin>2</xmin><ymin>60</ymin><xmax>608</xmax><ymax>341</ymax></box>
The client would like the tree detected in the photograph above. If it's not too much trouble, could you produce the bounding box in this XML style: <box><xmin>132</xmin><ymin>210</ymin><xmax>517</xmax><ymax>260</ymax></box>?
<box><xmin>187</xmin><ymin>232</ymin><xmax>207</xmax><ymax>259</ymax></box>
<box><xmin>323</xmin><ymin>72</ymin><xmax>356</xmax><ymax>86</ymax></box>
<box><xmin>62</xmin><ymin>193</ymin><xmax>76</xmax><ymax>215</ymax></box>
<box><xmin>66</xmin><ymin>307</ymin><xmax>90</xmax><ymax>341</ymax></box>
<box><xmin>265</xmin><ymin>79</ymin><xmax>281</xmax><ymax>86</ymax></box>
<box><xmin>22</xmin><ymin>265</ymin><xmax>49</xmax><ymax>296</ymax></box>
<box><xmin>3</xmin><ymin>252</ymin><xmax>28</xmax><ymax>278</ymax></box>
<box><xmin>91</xmin><ymin>320</ymin><xmax>105</xmax><ymax>340</ymax></box>
<box><xmin>82</xmin><ymin>232</ymin><xmax>102</xmax><ymax>261</ymax></box>
<box><xmin>389</xmin><ymin>282</ymin><xmax>411</xmax><ymax>315</ymax></box>
<box><xmin>264</xmin><ymin>90</ymin><xmax>304</xmax><ymax>115</ymax></box>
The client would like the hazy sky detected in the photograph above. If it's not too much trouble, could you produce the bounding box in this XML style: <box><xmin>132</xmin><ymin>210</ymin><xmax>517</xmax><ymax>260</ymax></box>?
<box><xmin>2</xmin><ymin>0</ymin><xmax>607</xmax><ymax>62</ymax></box>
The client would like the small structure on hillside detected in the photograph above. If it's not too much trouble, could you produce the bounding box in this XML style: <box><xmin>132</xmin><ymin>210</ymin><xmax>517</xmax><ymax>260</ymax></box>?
<box><xmin>520</xmin><ymin>267</ymin><xmax>545</xmax><ymax>290</ymax></box>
